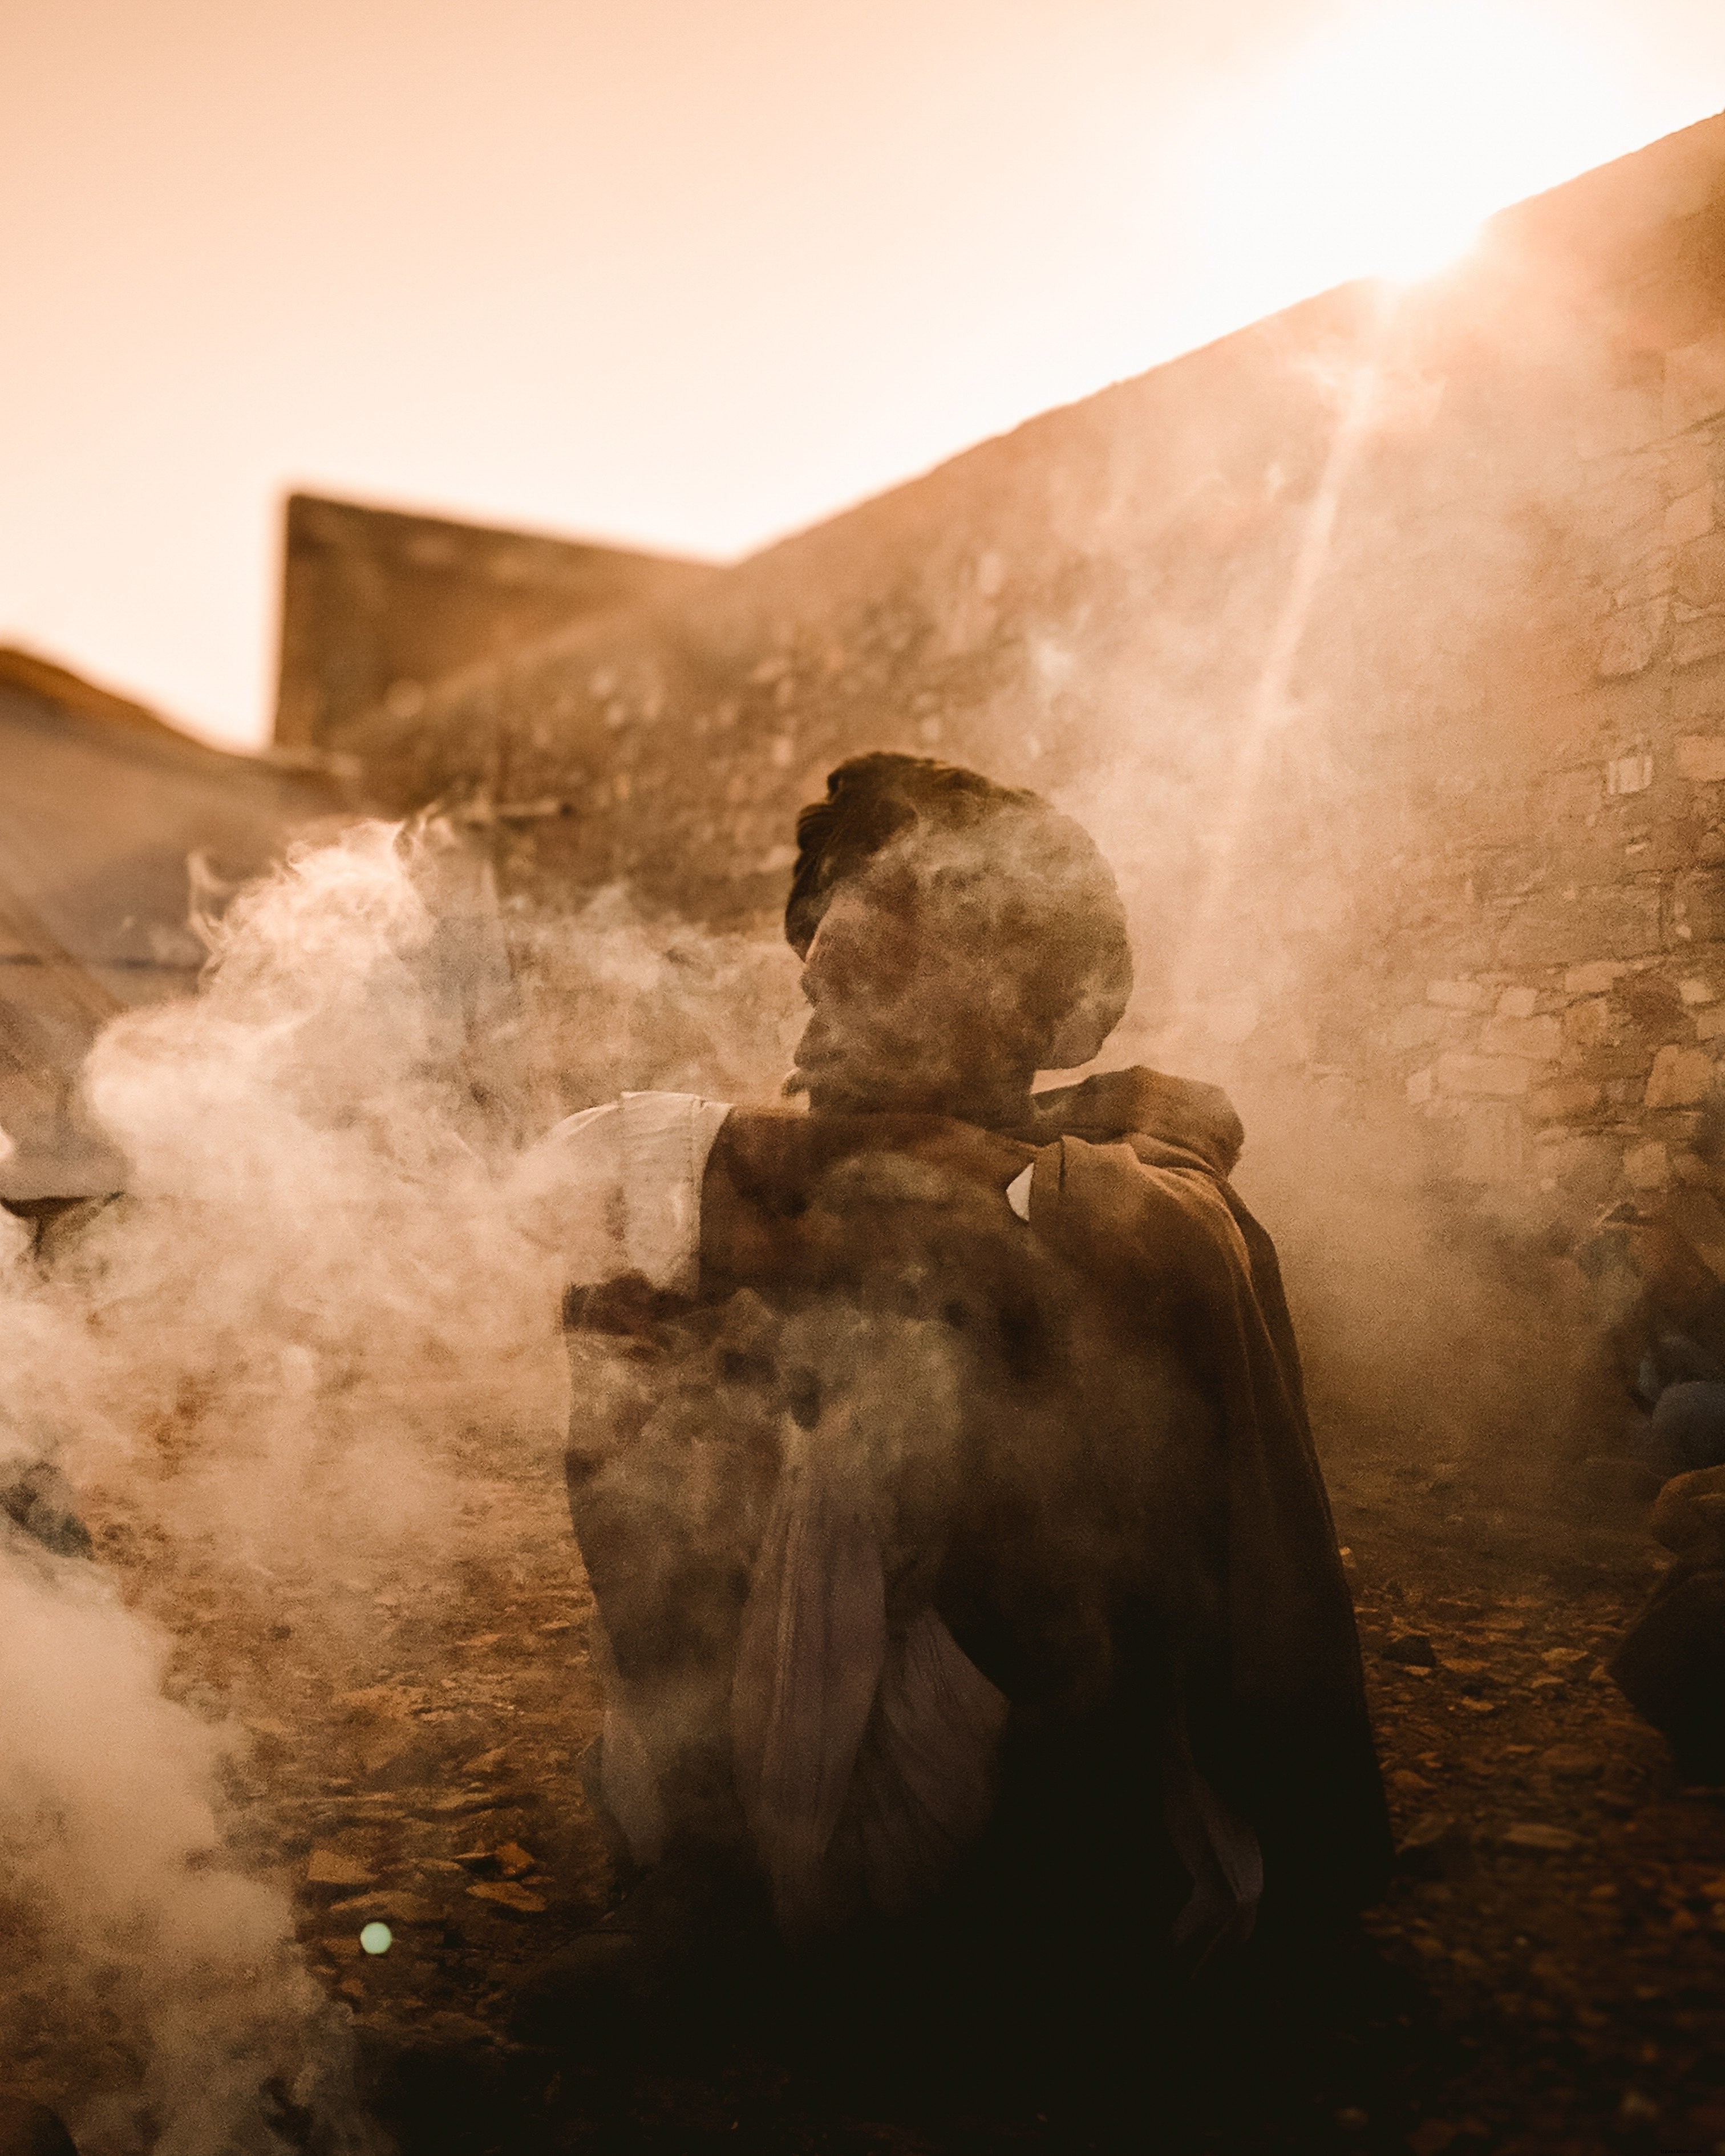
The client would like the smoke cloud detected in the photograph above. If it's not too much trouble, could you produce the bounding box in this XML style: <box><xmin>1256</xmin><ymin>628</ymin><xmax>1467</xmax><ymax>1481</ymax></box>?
<box><xmin>0</xmin><ymin>818</ymin><xmax>804</xmax><ymax>2151</ymax></box>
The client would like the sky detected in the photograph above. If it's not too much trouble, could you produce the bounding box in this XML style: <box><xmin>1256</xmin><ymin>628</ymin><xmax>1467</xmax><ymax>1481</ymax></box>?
<box><xmin>3</xmin><ymin>0</ymin><xmax>1724</xmax><ymax>748</ymax></box>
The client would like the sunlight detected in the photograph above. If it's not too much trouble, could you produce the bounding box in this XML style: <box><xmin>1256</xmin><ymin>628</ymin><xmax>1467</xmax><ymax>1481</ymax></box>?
<box><xmin>1194</xmin><ymin>1</ymin><xmax>1639</xmax><ymax>303</ymax></box>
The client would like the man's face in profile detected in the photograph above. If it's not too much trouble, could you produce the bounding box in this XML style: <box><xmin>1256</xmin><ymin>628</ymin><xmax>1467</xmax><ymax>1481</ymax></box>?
<box><xmin>791</xmin><ymin>866</ymin><xmax>1027</xmax><ymax>1117</ymax></box>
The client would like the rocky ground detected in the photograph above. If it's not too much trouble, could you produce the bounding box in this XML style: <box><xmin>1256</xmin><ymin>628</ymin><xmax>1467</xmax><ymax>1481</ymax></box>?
<box><xmin>1330</xmin><ymin>1458</ymin><xmax>1725</xmax><ymax>2156</ymax></box>
<box><xmin>5</xmin><ymin>1430</ymin><xmax>1722</xmax><ymax>2156</ymax></box>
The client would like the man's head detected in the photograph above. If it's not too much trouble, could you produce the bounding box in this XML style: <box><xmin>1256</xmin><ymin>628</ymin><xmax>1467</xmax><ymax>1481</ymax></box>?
<box><xmin>784</xmin><ymin>754</ymin><xmax>1132</xmax><ymax>1120</ymax></box>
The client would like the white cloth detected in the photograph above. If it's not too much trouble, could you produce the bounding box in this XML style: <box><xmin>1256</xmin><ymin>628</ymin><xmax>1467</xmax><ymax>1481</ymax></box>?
<box><xmin>513</xmin><ymin>1089</ymin><xmax>732</xmax><ymax>1293</ymax></box>
<box><xmin>516</xmin><ymin>1089</ymin><xmax>731</xmax><ymax>1863</ymax></box>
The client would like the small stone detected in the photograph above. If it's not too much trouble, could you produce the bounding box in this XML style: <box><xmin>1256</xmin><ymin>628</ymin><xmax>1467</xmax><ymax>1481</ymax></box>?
<box><xmin>1681</xmin><ymin>977</ymin><xmax>1718</xmax><ymax>1004</ymax></box>
<box><xmin>1646</xmin><ymin>1045</ymin><xmax>1716</xmax><ymax>1108</ymax></box>
<box><xmin>1391</xmin><ymin>1004</ymin><xmax>1448</xmax><ymax>1051</ymax></box>
<box><xmin>1540</xmin><ymin>1745</ymin><xmax>1603</xmax><ymax>1778</ymax></box>
<box><xmin>330</xmin><ymin>1891</ymin><xmax>440</xmax><ymax>1923</ymax></box>
<box><xmin>1500</xmin><ymin>1822</ymin><xmax>1581</xmax><ymax>1853</ymax></box>
<box><xmin>1496</xmin><ymin>986</ymin><xmax>1540</xmax><ymax>1019</ymax></box>
<box><xmin>1381</xmin><ymin>1632</ymin><xmax>1437</xmax><ymax>1667</ymax></box>
<box><xmin>336</xmin><ymin>1686</ymin><xmax>420</xmax><ymax>1717</ymax></box>
<box><xmin>1389</xmin><ymin>1769</ymin><xmax>1432</xmax><ymax>1795</ymax></box>
<box><xmin>355</xmin><ymin>1728</ymin><xmax>415</xmax><ymax>1775</ymax></box>
<box><xmin>1680</xmin><ymin>736</ymin><xmax>1725</xmax><ymax>784</ymax></box>
<box><xmin>306</xmin><ymin>1849</ymin><xmax>376</xmax><ymax>1887</ymax></box>
<box><xmin>1607</xmin><ymin>752</ymin><xmax>1655</xmax><ymax>796</ymax></box>
<box><xmin>1459</xmin><ymin>1697</ymin><xmax>1497</xmax><ymax>1715</ymax></box>
<box><xmin>1675</xmin><ymin>609</ymin><xmax>1725</xmax><ymax>669</ymax></box>
<box><xmin>1480</xmin><ymin>1013</ymin><xmax>1562</xmax><ymax>1061</ymax></box>
<box><xmin>1600</xmin><ymin>604</ymin><xmax>1667</xmax><ymax>679</ymax></box>
<box><xmin>1623</xmin><ymin>1140</ymin><xmax>1673</xmax><ymax>1190</ymax></box>
<box><xmin>1619</xmin><ymin>2088</ymin><xmax>1661</xmax><ymax>2124</ymax></box>
<box><xmin>1529</xmin><ymin>1077</ymin><xmax>1602</xmax><ymax>1120</ymax></box>
<box><xmin>1696</xmin><ymin>1004</ymin><xmax>1725</xmax><ymax>1040</ymax></box>
<box><xmin>1566</xmin><ymin>960</ymin><xmax>1625</xmax><ymax>994</ymax></box>
<box><xmin>1436</xmin><ymin>1052</ymin><xmax>1536</xmax><ymax>1097</ymax></box>
<box><xmin>465</xmin><ymin>1881</ymin><xmax>548</xmax><ymax>1915</ymax></box>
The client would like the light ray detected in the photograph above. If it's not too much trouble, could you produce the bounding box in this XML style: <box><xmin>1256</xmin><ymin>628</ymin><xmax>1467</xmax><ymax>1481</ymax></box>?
<box><xmin>1161</xmin><ymin>288</ymin><xmax>1395</xmax><ymax>1049</ymax></box>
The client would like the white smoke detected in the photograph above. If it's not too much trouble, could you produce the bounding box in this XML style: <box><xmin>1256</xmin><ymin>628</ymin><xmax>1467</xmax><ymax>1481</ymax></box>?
<box><xmin>0</xmin><ymin>818</ymin><xmax>803</xmax><ymax>2152</ymax></box>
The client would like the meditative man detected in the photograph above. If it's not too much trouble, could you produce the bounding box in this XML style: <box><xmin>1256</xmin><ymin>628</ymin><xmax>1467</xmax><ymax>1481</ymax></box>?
<box><xmin>514</xmin><ymin>752</ymin><xmax>1388</xmax><ymax>2042</ymax></box>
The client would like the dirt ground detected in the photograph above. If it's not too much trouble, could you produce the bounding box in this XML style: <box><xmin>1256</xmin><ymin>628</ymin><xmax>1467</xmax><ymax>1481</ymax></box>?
<box><xmin>7</xmin><ymin>1423</ymin><xmax>1723</xmax><ymax>2156</ymax></box>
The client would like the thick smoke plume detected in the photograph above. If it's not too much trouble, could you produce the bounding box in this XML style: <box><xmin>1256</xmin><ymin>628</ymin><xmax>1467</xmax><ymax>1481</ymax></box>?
<box><xmin>0</xmin><ymin>818</ymin><xmax>803</xmax><ymax>2151</ymax></box>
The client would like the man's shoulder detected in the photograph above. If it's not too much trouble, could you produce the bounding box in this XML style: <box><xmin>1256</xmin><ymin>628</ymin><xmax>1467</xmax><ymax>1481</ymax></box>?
<box><xmin>702</xmin><ymin>1108</ymin><xmax>1037</xmax><ymax>1297</ymax></box>
<box><xmin>1027</xmin><ymin>1067</ymin><xmax>1243</xmax><ymax>1178</ymax></box>
<box><xmin>712</xmin><ymin>1106</ymin><xmax>1031</xmax><ymax>1208</ymax></box>
<box><xmin>707</xmin><ymin>1067</ymin><xmax>1247</xmax><ymax>1239</ymax></box>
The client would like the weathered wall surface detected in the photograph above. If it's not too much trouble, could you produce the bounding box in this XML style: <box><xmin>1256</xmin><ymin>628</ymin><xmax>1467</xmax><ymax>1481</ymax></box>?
<box><xmin>324</xmin><ymin>117</ymin><xmax>1725</xmax><ymax>1349</ymax></box>
<box><xmin>272</xmin><ymin>495</ymin><xmax>712</xmax><ymax>750</ymax></box>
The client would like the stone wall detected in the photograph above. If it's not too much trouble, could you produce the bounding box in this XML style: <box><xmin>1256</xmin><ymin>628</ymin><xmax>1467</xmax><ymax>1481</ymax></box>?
<box><xmin>322</xmin><ymin>115</ymin><xmax>1725</xmax><ymax>1298</ymax></box>
<box><xmin>272</xmin><ymin>494</ymin><xmax>711</xmax><ymax>750</ymax></box>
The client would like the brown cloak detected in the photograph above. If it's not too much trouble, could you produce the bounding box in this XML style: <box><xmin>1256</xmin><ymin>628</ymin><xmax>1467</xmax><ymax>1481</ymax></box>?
<box><xmin>700</xmin><ymin>1068</ymin><xmax>1392</xmax><ymax>1927</ymax></box>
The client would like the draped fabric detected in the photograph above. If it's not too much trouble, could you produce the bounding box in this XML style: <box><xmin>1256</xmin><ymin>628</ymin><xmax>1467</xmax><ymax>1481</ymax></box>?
<box><xmin>703</xmin><ymin>1070</ymin><xmax>1392</xmax><ymax>1933</ymax></box>
<box><xmin>552</xmin><ymin>1068</ymin><xmax>1390</xmax><ymax>1963</ymax></box>
<box><xmin>730</xmin><ymin>1417</ymin><xmax>1010</xmax><ymax>1940</ymax></box>
<box><xmin>1024</xmin><ymin>1125</ymin><xmax>1392</xmax><ymax>1922</ymax></box>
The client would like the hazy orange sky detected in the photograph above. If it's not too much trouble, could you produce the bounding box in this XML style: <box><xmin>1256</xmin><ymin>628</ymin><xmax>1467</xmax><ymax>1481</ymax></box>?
<box><xmin>4</xmin><ymin>0</ymin><xmax>1723</xmax><ymax>747</ymax></box>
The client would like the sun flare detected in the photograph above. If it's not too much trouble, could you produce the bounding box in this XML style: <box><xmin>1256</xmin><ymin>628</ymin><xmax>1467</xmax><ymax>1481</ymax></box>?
<box><xmin>1195</xmin><ymin>1</ymin><xmax>1642</xmax><ymax>305</ymax></box>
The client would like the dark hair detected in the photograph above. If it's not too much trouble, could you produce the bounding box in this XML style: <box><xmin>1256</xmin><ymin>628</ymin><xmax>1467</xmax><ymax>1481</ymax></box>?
<box><xmin>785</xmin><ymin>752</ymin><xmax>1133</xmax><ymax>1068</ymax></box>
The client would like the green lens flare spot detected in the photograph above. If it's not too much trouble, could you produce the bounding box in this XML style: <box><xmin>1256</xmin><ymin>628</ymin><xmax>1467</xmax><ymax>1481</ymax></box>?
<box><xmin>359</xmin><ymin>1923</ymin><xmax>392</xmax><ymax>1956</ymax></box>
